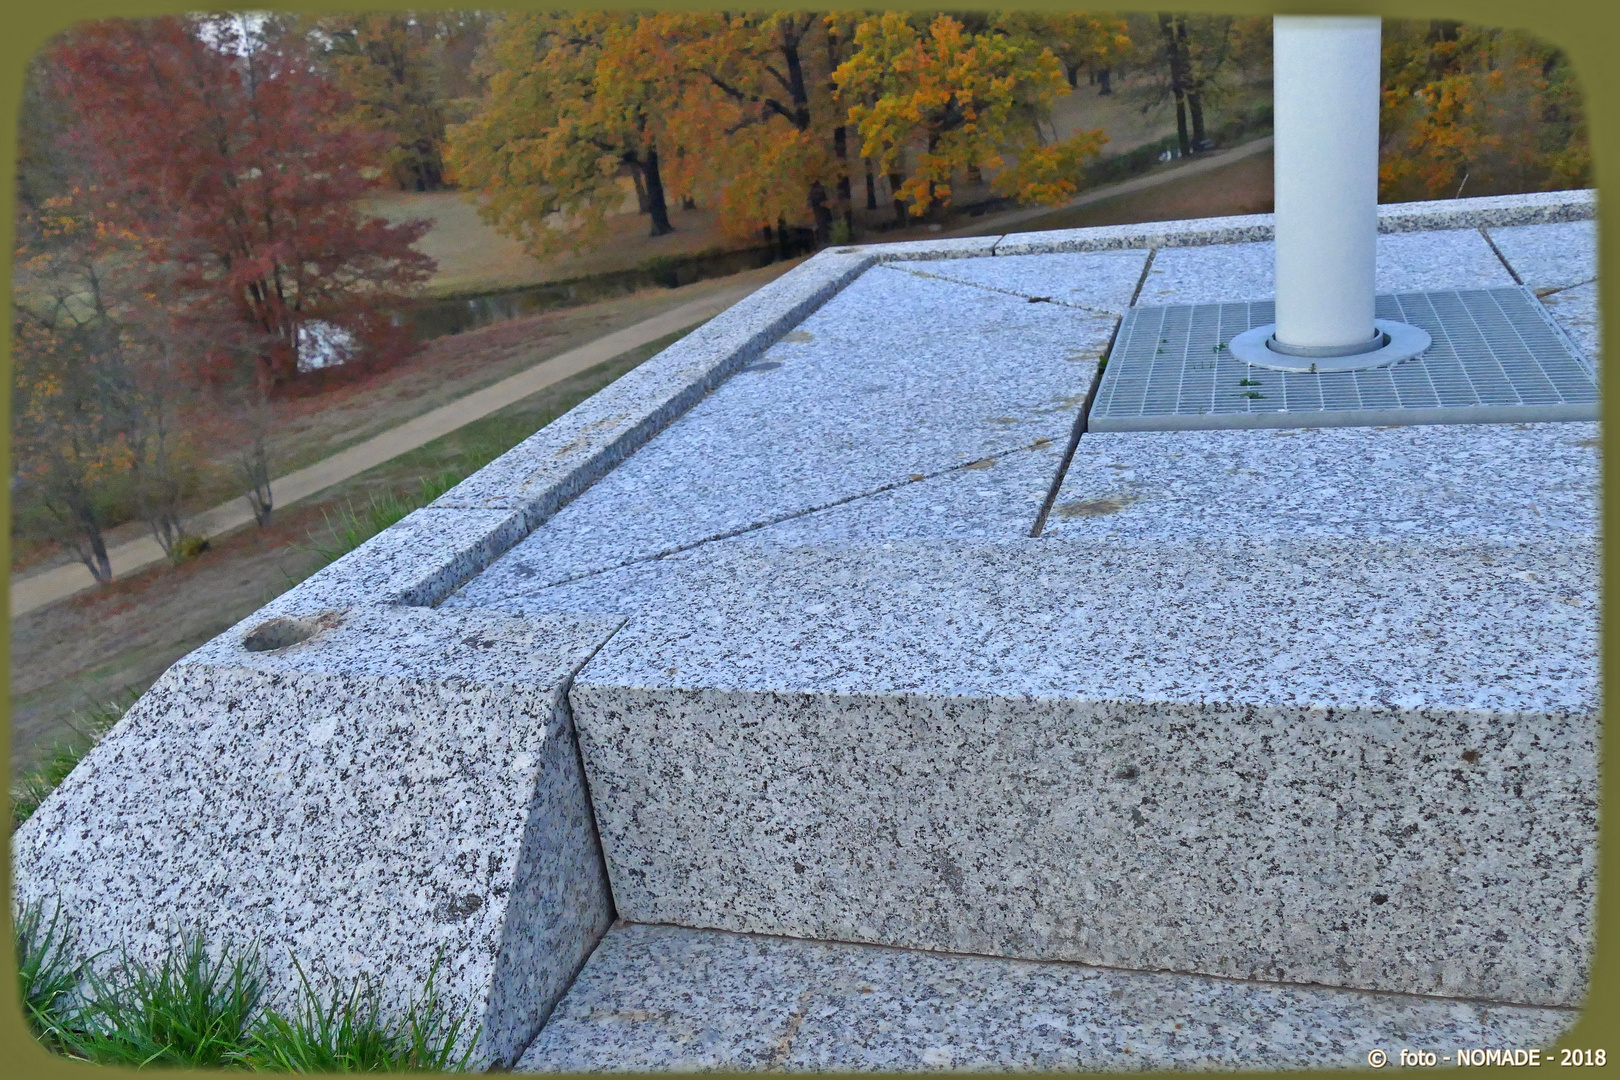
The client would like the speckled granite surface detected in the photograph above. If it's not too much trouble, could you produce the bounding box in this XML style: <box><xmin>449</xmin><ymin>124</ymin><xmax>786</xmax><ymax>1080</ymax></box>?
<box><xmin>560</xmin><ymin>533</ymin><xmax>1595</xmax><ymax>1005</ymax></box>
<box><xmin>1140</xmin><ymin>229</ymin><xmax>1516</xmax><ymax>306</ymax></box>
<box><xmin>11</xmin><ymin>606</ymin><xmax>624</xmax><ymax>1068</ymax></box>
<box><xmin>21</xmin><ymin>196</ymin><xmax>1600</xmax><ymax>1068</ymax></box>
<box><xmin>1485</xmin><ymin>220</ymin><xmax>1597</xmax><ymax>290</ymax></box>
<box><xmin>447</xmin><ymin>261</ymin><xmax>1125</xmax><ymax>600</ymax></box>
<box><xmin>1044</xmin><ymin>422</ymin><xmax>1597</xmax><ymax>542</ymax></box>
<box><xmin>517</xmin><ymin>924</ymin><xmax>1579</xmax><ymax>1072</ymax></box>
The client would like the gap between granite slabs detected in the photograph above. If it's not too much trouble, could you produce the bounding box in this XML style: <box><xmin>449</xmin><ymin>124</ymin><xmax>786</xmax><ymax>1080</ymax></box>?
<box><xmin>516</xmin><ymin>923</ymin><xmax>1580</xmax><ymax>1073</ymax></box>
<box><xmin>447</xmin><ymin>438</ymin><xmax>1067</xmax><ymax>614</ymax></box>
<box><xmin>446</xmin><ymin>264</ymin><xmax>1130</xmax><ymax>602</ymax></box>
<box><xmin>11</xmin><ymin>605</ymin><xmax>628</xmax><ymax>1068</ymax></box>
<box><xmin>886</xmin><ymin>248</ymin><xmax>1149</xmax><ymax>317</ymax></box>
<box><xmin>1482</xmin><ymin>219</ymin><xmax>1598</xmax><ymax>291</ymax></box>
<box><xmin>1044</xmin><ymin>422</ymin><xmax>1599</xmax><ymax>544</ymax></box>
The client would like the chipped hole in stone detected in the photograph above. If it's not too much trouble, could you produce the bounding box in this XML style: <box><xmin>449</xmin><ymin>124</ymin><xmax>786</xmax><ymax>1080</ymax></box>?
<box><xmin>242</xmin><ymin>616</ymin><xmax>324</xmax><ymax>653</ymax></box>
<box><xmin>781</xmin><ymin>330</ymin><xmax>815</xmax><ymax>343</ymax></box>
<box><xmin>1576</xmin><ymin>436</ymin><xmax>1600</xmax><ymax>448</ymax></box>
<box><xmin>742</xmin><ymin>362</ymin><xmax>783</xmax><ymax>373</ymax></box>
<box><xmin>1115</xmin><ymin>764</ymin><xmax>1140</xmax><ymax>780</ymax></box>
<box><xmin>909</xmin><ymin>474</ymin><xmax>926</xmax><ymax>482</ymax></box>
<box><xmin>1462</xmin><ymin>749</ymin><xmax>1481</xmax><ymax>764</ymax></box>
<box><xmin>432</xmin><ymin>893</ymin><xmax>484</xmax><ymax>923</ymax></box>
<box><xmin>1371</xmin><ymin>893</ymin><xmax>1389</xmax><ymax>905</ymax></box>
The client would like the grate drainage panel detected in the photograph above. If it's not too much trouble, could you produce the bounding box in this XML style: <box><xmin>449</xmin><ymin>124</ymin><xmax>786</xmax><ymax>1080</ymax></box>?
<box><xmin>1090</xmin><ymin>286</ymin><xmax>1598</xmax><ymax>432</ymax></box>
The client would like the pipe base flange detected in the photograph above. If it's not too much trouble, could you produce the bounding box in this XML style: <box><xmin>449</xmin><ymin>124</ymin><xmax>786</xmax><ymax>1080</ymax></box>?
<box><xmin>1228</xmin><ymin>320</ymin><xmax>1432</xmax><ymax>373</ymax></box>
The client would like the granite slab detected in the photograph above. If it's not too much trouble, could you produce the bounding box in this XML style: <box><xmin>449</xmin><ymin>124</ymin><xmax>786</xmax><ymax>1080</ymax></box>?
<box><xmin>1140</xmin><ymin>230</ymin><xmax>1516</xmax><ymax>307</ymax></box>
<box><xmin>453</xmin><ymin>441</ymin><xmax>1067</xmax><ymax>616</ymax></box>
<box><xmin>1042</xmin><ymin>422</ymin><xmax>1598</xmax><ymax>542</ymax></box>
<box><xmin>11</xmin><ymin>606</ymin><xmax>625</xmax><ymax>1068</ymax></box>
<box><xmin>448</xmin><ymin>263</ymin><xmax>1121</xmax><ymax>599</ymax></box>
<box><xmin>430</xmin><ymin>249</ymin><xmax>876</xmax><ymax>524</ymax></box>
<box><xmin>856</xmin><ymin>234</ymin><xmax>1004</xmax><ymax>261</ymax></box>
<box><xmin>1485</xmin><ymin>220</ymin><xmax>1598</xmax><ymax>291</ymax></box>
<box><xmin>890</xmin><ymin>249</ymin><xmax>1149</xmax><ymax>313</ymax></box>
<box><xmin>517</xmin><ymin>923</ymin><xmax>1579</xmax><ymax>1072</ymax></box>
<box><xmin>562</xmin><ymin>534</ymin><xmax>1595</xmax><ymax>1006</ymax></box>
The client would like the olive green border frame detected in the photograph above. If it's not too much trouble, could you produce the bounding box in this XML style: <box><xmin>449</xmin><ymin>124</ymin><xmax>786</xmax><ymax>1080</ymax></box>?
<box><xmin>2</xmin><ymin>1</ymin><xmax>1612</xmax><ymax>1076</ymax></box>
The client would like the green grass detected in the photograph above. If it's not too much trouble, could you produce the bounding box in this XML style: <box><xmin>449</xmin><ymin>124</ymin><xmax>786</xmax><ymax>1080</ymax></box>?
<box><xmin>10</xmin><ymin>687</ymin><xmax>140</xmax><ymax>829</ymax></box>
<box><xmin>14</xmin><ymin>910</ymin><xmax>477</xmax><ymax>1072</ymax></box>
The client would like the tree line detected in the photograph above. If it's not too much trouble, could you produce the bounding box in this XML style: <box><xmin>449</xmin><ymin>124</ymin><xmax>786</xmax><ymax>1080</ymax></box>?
<box><xmin>10</xmin><ymin>12</ymin><xmax>1590</xmax><ymax>587</ymax></box>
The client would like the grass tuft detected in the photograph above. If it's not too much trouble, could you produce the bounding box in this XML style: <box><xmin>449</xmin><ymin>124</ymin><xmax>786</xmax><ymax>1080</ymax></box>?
<box><xmin>303</xmin><ymin>470</ymin><xmax>462</xmax><ymax>569</ymax></box>
<box><xmin>14</xmin><ymin>898</ymin><xmax>89</xmax><ymax>1052</ymax></box>
<box><xmin>63</xmin><ymin>934</ymin><xmax>266</xmax><ymax>1069</ymax></box>
<box><xmin>245</xmin><ymin>954</ymin><xmax>476</xmax><ymax>1073</ymax></box>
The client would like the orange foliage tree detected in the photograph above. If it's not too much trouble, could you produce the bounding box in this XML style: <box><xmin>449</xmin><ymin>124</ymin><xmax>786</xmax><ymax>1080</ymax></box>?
<box><xmin>1380</xmin><ymin>20</ymin><xmax>1591</xmax><ymax>201</ymax></box>
<box><xmin>445</xmin><ymin>12</ymin><xmax>680</xmax><ymax>255</ymax></box>
<box><xmin>835</xmin><ymin>14</ymin><xmax>1108</xmax><ymax>218</ymax></box>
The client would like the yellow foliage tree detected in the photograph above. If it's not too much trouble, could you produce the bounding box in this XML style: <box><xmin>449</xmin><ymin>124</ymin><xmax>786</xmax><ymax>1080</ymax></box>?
<box><xmin>1380</xmin><ymin>21</ymin><xmax>1591</xmax><ymax>201</ymax></box>
<box><xmin>835</xmin><ymin>14</ymin><xmax>1107</xmax><ymax>217</ymax></box>
<box><xmin>443</xmin><ymin>12</ymin><xmax>679</xmax><ymax>255</ymax></box>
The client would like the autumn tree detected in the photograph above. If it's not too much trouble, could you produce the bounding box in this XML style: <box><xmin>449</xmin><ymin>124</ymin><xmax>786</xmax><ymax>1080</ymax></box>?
<box><xmin>1128</xmin><ymin>12</ymin><xmax>1270</xmax><ymax>156</ymax></box>
<box><xmin>995</xmin><ymin>12</ymin><xmax>1132</xmax><ymax>95</ymax></box>
<box><xmin>11</xmin><ymin>191</ymin><xmax>137</xmax><ymax>581</ymax></box>
<box><xmin>836</xmin><ymin>14</ymin><xmax>1108</xmax><ymax>218</ymax></box>
<box><xmin>45</xmin><ymin>15</ymin><xmax>435</xmax><ymax>524</ymax></box>
<box><xmin>310</xmin><ymin>13</ymin><xmax>450</xmax><ymax>191</ymax></box>
<box><xmin>446</xmin><ymin>12</ymin><xmax>680</xmax><ymax>254</ymax></box>
<box><xmin>1379</xmin><ymin>20</ymin><xmax>1590</xmax><ymax>201</ymax></box>
<box><xmin>654</xmin><ymin>11</ymin><xmax>848</xmax><ymax>244</ymax></box>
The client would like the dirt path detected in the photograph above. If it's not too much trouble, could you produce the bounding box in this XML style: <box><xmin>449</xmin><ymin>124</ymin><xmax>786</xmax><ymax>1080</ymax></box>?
<box><xmin>9</xmin><ymin>280</ymin><xmax>764</xmax><ymax>618</ymax></box>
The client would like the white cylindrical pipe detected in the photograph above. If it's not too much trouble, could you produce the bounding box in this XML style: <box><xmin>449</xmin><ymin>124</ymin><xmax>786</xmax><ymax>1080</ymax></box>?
<box><xmin>1273</xmin><ymin>15</ymin><xmax>1382</xmax><ymax>353</ymax></box>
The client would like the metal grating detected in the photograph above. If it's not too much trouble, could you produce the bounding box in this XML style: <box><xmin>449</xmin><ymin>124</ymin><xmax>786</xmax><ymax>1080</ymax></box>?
<box><xmin>1089</xmin><ymin>286</ymin><xmax>1598</xmax><ymax>432</ymax></box>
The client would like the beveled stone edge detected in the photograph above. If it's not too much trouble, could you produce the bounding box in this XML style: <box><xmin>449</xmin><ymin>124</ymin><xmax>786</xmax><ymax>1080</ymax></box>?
<box><xmin>984</xmin><ymin>188</ymin><xmax>1596</xmax><ymax>256</ymax></box>
<box><xmin>254</xmin><ymin>249</ymin><xmax>876</xmax><ymax>617</ymax></box>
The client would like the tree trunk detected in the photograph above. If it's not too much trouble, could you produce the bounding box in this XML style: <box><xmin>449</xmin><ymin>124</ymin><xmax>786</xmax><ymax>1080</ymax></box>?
<box><xmin>1098</xmin><ymin>68</ymin><xmax>1113</xmax><ymax>95</ymax></box>
<box><xmin>865</xmin><ymin>162</ymin><xmax>878</xmax><ymax>210</ymax></box>
<box><xmin>833</xmin><ymin>125</ymin><xmax>854</xmax><ymax>238</ymax></box>
<box><xmin>643</xmin><ymin>146</ymin><xmax>674</xmax><ymax>236</ymax></box>
<box><xmin>776</xmin><ymin>215</ymin><xmax>792</xmax><ymax>259</ymax></box>
<box><xmin>630</xmin><ymin>163</ymin><xmax>650</xmax><ymax>213</ymax></box>
<box><xmin>1188</xmin><ymin>91</ymin><xmax>1208</xmax><ymax>148</ymax></box>
<box><xmin>51</xmin><ymin>491</ymin><xmax>114</xmax><ymax>583</ymax></box>
<box><xmin>1160</xmin><ymin>14</ymin><xmax>1192</xmax><ymax>158</ymax></box>
<box><xmin>888</xmin><ymin>172</ymin><xmax>907</xmax><ymax>225</ymax></box>
<box><xmin>1177</xmin><ymin>18</ymin><xmax>1208</xmax><ymax>149</ymax></box>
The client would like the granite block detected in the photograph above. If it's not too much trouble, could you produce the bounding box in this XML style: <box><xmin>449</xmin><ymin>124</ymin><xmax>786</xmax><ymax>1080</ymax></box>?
<box><xmin>564</xmin><ymin>537</ymin><xmax>1595</xmax><ymax>1005</ymax></box>
<box><xmin>431</xmin><ymin>249</ymin><xmax>876</xmax><ymax>522</ymax></box>
<box><xmin>1374</xmin><ymin>189</ymin><xmax>1595</xmax><ymax>233</ymax></box>
<box><xmin>448</xmin><ymin>267</ymin><xmax>1111</xmax><ymax>597</ymax></box>
<box><xmin>1485</xmin><ymin>221</ymin><xmax>1598</xmax><ymax>290</ymax></box>
<box><xmin>518</xmin><ymin>923</ymin><xmax>1576</xmax><ymax>1072</ymax></box>
<box><xmin>1475</xmin><ymin>1006</ymin><xmax>1582</xmax><ymax>1049</ymax></box>
<box><xmin>1140</xmin><ymin>231</ymin><xmax>1515</xmax><ymax>306</ymax></box>
<box><xmin>992</xmin><ymin>213</ymin><xmax>1274</xmax><ymax>257</ymax></box>
<box><xmin>1043</xmin><ymin>422</ymin><xmax>1597</xmax><ymax>542</ymax></box>
<box><xmin>890</xmin><ymin>249</ymin><xmax>1149</xmax><ymax>314</ymax></box>
<box><xmin>1538</xmin><ymin>281</ymin><xmax>1602</xmax><ymax>366</ymax></box>
<box><xmin>12</xmin><ymin>605</ymin><xmax>624</xmax><ymax>1068</ymax></box>
<box><xmin>856</xmin><ymin>235</ymin><xmax>1004</xmax><ymax>261</ymax></box>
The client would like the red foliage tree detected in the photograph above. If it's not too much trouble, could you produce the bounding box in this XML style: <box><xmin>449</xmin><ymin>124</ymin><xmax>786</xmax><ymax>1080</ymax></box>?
<box><xmin>46</xmin><ymin>15</ymin><xmax>435</xmax><ymax>385</ymax></box>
